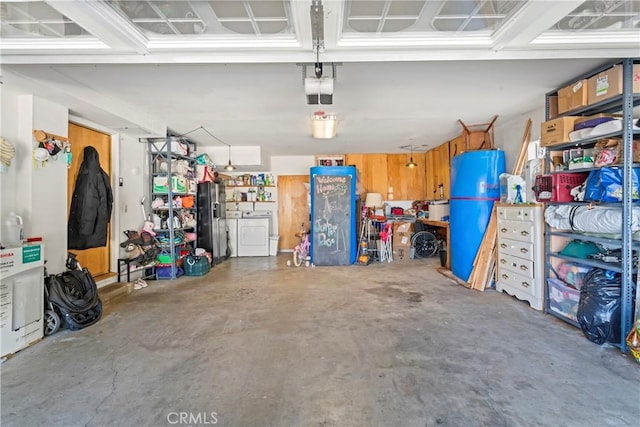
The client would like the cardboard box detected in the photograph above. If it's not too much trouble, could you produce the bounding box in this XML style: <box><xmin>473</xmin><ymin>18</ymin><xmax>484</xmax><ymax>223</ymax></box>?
<box><xmin>587</xmin><ymin>64</ymin><xmax>640</xmax><ymax>105</ymax></box>
<box><xmin>392</xmin><ymin>222</ymin><xmax>414</xmax><ymax>249</ymax></box>
<box><xmin>393</xmin><ymin>233</ymin><xmax>412</xmax><ymax>247</ymax></box>
<box><xmin>547</xmin><ymin>95</ymin><xmax>558</xmax><ymax>120</ymax></box>
<box><xmin>557</xmin><ymin>79</ymin><xmax>588</xmax><ymax>114</ymax></box>
<box><xmin>540</xmin><ymin>117</ymin><xmax>580</xmax><ymax>147</ymax></box>
<box><xmin>393</xmin><ymin>246</ymin><xmax>412</xmax><ymax>262</ymax></box>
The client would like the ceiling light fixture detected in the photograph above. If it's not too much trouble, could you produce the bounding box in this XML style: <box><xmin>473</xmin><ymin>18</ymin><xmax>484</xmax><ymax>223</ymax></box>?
<box><xmin>225</xmin><ymin>145</ymin><xmax>236</xmax><ymax>171</ymax></box>
<box><xmin>406</xmin><ymin>145</ymin><xmax>418</xmax><ymax>168</ymax></box>
<box><xmin>311</xmin><ymin>111</ymin><xmax>337</xmax><ymax>139</ymax></box>
<box><xmin>195</xmin><ymin>125</ymin><xmax>236</xmax><ymax>171</ymax></box>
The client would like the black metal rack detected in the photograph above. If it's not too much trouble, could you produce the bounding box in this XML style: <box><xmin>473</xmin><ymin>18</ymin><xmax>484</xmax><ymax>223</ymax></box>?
<box><xmin>145</xmin><ymin>134</ymin><xmax>198</xmax><ymax>279</ymax></box>
<box><xmin>543</xmin><ymin>58</ymin><xmax>639</xmax><ymax>352</ymax></box>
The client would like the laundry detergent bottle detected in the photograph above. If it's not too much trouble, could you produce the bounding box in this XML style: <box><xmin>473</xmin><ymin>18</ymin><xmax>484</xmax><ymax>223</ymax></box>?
<box><xmin>1</xmin><ymin>211</ymin><xmax>24</xmax><ymax>248</ymax></box>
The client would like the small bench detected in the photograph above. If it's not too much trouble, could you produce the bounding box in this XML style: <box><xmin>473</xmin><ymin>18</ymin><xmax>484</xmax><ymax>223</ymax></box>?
<box><xmin>117</xmin><ymin>258</ymin><xmax>156</xmax><ymax>283</ymax></box>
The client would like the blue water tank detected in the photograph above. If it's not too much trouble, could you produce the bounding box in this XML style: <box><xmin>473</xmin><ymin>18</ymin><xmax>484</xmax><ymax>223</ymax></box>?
<box><xmin>450</xmin><ymin>150</ymin><xmax>505</xmax><ymax>281</ymax></box>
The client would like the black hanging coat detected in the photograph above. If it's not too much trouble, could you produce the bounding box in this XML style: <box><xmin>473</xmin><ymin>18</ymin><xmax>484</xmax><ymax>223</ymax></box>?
<box><xmin>68</xmin><ymin>146</ymin><xmax>113</xmax><ymax>249</ymax></box>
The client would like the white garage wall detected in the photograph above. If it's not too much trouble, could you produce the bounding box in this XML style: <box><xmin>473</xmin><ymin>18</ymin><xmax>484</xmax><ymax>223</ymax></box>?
<box><xmin>0</xmin><ymin>85</ymin><xmax>21</xmax><ymax>219</ymax></box>
<box><xmin>1</xmin><ymin>86</ymin><xmax>158</xmax><ymax>276</ymax></box>
<box><xmin>494</xmin><ymin>106</ymin><xmax>545</xmax><ymax>173</ymax></box>
<box><xmin>270</xmin><ymin>156</ymin><xmax>314</xmax><ymax>175</ymax></box>
<box><xmin>118</xmin><ymin>135</ymin><xmax>150</xmax><ymax>234</ymax></box>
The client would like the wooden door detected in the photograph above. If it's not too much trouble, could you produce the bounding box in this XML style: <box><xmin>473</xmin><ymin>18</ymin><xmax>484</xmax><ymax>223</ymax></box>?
<box><xmin>277</xmin><ymin>175</ymin><xmax>310</xmax><ymax>251</ymax></box>
<box><xmin>67</xmin><ymin>123</ymin><xmax>112</xmax><ymax>277</ymax></box>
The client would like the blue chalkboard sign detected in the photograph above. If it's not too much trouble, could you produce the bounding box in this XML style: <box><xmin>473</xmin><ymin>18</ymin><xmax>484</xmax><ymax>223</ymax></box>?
<box><xmin>310</xmin><ymin>166</ymin><xmax>357</xmax><ymax>266</ymax></box>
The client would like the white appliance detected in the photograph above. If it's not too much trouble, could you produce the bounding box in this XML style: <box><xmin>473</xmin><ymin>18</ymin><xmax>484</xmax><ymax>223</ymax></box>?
<box><xmin>1</xmin><ymin>244</ymin><xmax>45</xmax><ymax>358</ymax></box>
<box><xmin>237</xmin><ymin>211</ymin><xmax>272</xmax><ymax>257</ymax></box>
<box><xmin>225</xmin><ymin>210</ymin><xmax>243</xmax><ymax>258</ymax></box>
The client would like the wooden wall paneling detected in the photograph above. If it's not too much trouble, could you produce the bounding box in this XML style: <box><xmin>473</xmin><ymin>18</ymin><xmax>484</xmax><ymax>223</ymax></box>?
<box><xmin>386</xmin><ymin>153</ymin><xmax>426</xmax><ymax>201</ymax></box>
<box><xmin>277</xmin><ymin>175</ymin><xmax>310</xmax><ymax>251</ymax></box>
<box><xmin>345</xmin><ymin>153</ymin><xmax>365</xmax><ymax>186</ymax></box>
<box><xmin>414</xmin><ymin>152</ymin><xmax>427</xmax><ymax>200</ymax></box>
<box><xmin>425</xmin><ymin>149</ymin><xmax>437</xmax><ymax>200</ymax></box>
<box><xmin>67</xmin><ymin>123</ymin><xmax>112</xmax><ymax>277</ymax></box>
<box><xmin>346</xmin><ymin>154</ymin><xmax>388</xmax><ymax>196</ymax></box>
<box><xmin>437</xmin><ymin>142</ymin><xmax>451</xmax><ymax>200</ymax></box>
<box><xmin>449</xmin><ymin>134</ymin><xmax>464</xmax><ymax>161</ymax></box>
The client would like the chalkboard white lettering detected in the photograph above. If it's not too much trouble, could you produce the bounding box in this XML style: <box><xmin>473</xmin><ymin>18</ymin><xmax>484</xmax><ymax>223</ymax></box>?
<box><xmin>312</xmin><ymin>173</ymin><xmax>353</xmax><ymax>265</ymax></box>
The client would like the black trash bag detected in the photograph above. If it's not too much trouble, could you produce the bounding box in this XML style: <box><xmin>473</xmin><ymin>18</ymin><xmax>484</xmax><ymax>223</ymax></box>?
<box><xmin>576</xmin><ymin>268</ymin><xmax>621</xmax><ymax>345</ymax></box>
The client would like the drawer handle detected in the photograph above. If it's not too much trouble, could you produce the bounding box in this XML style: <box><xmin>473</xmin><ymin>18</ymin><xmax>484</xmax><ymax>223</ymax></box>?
<box><xmin>501</xmin><ymin>243</ymin><xmax>507</xmax><ymax>248</ymax></box>
<box><xmin>520</xmin><ymin>265</ymin><xmax>528</xmax><ymax>271</ymax></box>
<box><xmin>520</xmin><ymin>248</ymin><xmax>528</xmax><ymax>253</ymax></box>
<box><xmin>521</xmin><ymin>281</ymin><xmax>530</xmax><ymax>288</ymax></box>
<box><xmin>500</xmin><ymin>258</ymin><xmax>506</xmax><ymax>264</ymax></box>
<box><xmin>501</xmin><ymin>228</ymin><xmax>508</xmax><ymax>233</ymax></box>
<box><xmin>521</xmin><ymin>230</ymin><xmax>529</xmax><ymax>236</ymax></box>
<box><xmin>502</xmin><ymin>274</ymin><xmax>509</xmax><ymax>280</ymax></box>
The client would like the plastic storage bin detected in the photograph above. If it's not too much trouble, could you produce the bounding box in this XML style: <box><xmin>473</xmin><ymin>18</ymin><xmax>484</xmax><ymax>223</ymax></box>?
<box><xmin>184</xmin><ymin>255</ymin><xmax>210</xmax><ymax>276</ymax></box>
<box><xmin>547</xmin><ymin>278</ymin><xmax>580</xmax><ymax>322</ymax></box>
<box><xmin>556</xmin><ymin>262</ymin><xmax>592</xmax><ymax>290</ymax></box>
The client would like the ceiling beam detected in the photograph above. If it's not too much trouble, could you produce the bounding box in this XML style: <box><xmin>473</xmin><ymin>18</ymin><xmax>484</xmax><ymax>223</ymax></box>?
<box><xmin>290</xmin><ymin>0</ymin><xmax>314</xmax><ymax>51</ymax></box>
<box><xmin>321</xmin><ymin>0</ymin><xmax>341</xmax><ymax>51</ymax></box>
<box><xmin>491</xmin><ymin>0</ymin><xmax>585</xmax><ymax>50</ymax></box>
<box><xmin>2</xmin><ymin>46</ymin><xmax>637</xmax><ymax>65</ymax></box>
<box><xmin>44</xmin><ymin>0</ymin><xmax>148</xmax><ymax>54</ymax></box>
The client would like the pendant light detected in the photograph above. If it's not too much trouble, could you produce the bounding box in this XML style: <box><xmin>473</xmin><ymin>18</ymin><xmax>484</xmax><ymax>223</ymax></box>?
<box><xmin>224</xmin><ymin>145</ymin><xmax>236</xmax><ymax>171</ymax></box>
<box><xmin>406</xmin><ymin>145</ymin><xmax>418</xmax><ymax>168</ymax></box>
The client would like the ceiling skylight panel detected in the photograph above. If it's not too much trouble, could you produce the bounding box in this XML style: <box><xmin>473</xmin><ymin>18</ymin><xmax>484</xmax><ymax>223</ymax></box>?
<box><xmin>1</xmin><ymin>1</ymin><xmax>92</xmax><ymax>38</ymax></box>
<box><xmin>431</xmin><ymin>0</ymin><xmax>525</xmax><ymax>32</ymax></box>
<box><xmin>344</xmin><ymin>0</ymin><xmax>421</xmax><ymax>33</ymax></box>
<box><xmin>549</xmin><ymin>0</ymin><xmax>640</xmax><ymax>31</ymax></box>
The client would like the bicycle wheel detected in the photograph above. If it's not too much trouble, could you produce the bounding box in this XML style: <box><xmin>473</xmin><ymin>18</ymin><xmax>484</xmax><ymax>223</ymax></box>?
<box><xmin>412</xmin><ymin>231</ymin><xmax>438</xmax><ymax>258</ymax></box>
<box><xmin>293</xmin><ymin>246</ymin><xmax>303</xmax><ymax>267</ymax></box>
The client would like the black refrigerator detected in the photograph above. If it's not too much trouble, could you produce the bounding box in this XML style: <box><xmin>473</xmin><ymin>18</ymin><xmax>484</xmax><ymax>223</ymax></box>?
<box><xmin>197</xmin><ymin>181</ymin><xmax>227</xmax><ymax>265</ymax></box>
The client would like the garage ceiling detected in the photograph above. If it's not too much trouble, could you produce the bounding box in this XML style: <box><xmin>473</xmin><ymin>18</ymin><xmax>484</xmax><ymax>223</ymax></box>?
<box><xmin>1</xmin><ymin>0</ymin><xmax>638</xmax><ymax>157</ymax></box>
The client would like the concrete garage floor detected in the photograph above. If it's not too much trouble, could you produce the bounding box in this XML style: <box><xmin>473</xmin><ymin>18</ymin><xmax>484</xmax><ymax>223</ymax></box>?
<box><xmin>1</xmin><ymin>255</ymin><xmax>638</xmax><ymax>427</ymax></box>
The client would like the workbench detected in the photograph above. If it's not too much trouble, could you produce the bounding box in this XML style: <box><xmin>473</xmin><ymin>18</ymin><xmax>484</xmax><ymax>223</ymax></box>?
<box><xmin>417</xmin><ymin>218</ymin><xmax>450</xmax><ymax>269</ymax></box>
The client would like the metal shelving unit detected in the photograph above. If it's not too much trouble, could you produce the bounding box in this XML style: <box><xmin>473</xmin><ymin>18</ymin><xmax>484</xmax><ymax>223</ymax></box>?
<box><xmin>543</xmin><ymin>58</ymin><xmax>639</xmax><ymax>352</ymax></box>
<box><xmin>145</xmin><ymin>134</ymin><xmax>197</xmax><ymax>279</ymax></box>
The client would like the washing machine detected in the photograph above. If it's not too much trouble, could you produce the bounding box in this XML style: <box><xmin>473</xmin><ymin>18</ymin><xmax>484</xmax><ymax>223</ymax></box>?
<box><xmin>237</xmin><ymin>211</ymin><xmax>272</xmax><ymax>257</ymax></box>
<box><xmin>225</xmin><ymin>210</ymin><xmax>243</xmax><ymax>257</ymax></box>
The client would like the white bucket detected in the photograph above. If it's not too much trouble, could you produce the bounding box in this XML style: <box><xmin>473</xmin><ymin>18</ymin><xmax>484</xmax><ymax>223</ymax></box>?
<box><xmin>1</xmin><ymin>212</ymin><xmax>24</xmax><ymax>247</ymax></box>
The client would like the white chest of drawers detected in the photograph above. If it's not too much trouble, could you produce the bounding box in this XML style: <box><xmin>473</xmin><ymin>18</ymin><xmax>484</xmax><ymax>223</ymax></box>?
<box><xmin>496</xmin><ymin>205</ymin><xmax>544</xmax><ymax>311</ymax></box>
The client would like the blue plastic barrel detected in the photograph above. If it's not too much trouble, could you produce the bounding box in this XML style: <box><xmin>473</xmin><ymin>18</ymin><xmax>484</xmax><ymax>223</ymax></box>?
<box><xmin>450</xmin><ymin>150</ymin><xmax>505</xmax><ymax>281</ymax></box>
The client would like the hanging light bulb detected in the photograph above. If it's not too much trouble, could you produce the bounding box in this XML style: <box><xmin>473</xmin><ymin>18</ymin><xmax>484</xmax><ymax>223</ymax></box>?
<box><xmin>406</xmin><ymin>145</ymin><xmax>418</xmax><ymax>168</ymax></box>
<box><xmin>225</xmin><ymin>145</ymin><xmax>236</xmax><ymax>171</ymax></box>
